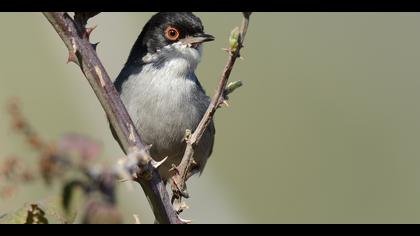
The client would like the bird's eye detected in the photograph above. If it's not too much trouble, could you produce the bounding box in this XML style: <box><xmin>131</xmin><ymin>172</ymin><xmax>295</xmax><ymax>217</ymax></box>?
<box><xmin>164</xmin><ymin>27</ymin><xmax>180</xmax><ymax>41</ymax></box>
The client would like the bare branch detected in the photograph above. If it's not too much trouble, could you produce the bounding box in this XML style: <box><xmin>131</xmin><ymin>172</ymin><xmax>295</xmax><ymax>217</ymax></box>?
<box><xmin>42</xmin><ymin>12</ymin><xmax>180</xmax><ymax>224</ymax></box>
<box><xmin>173</xmin><ymin>13</ymin><xmax>252</xmax><ymax>203</ymax></box>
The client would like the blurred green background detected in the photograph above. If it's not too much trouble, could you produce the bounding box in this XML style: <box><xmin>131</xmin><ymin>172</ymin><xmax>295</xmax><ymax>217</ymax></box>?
<box><xmin>2</xmin><ymin>12</ymin><xmax>420</xmax><ymax>223</ymax></box>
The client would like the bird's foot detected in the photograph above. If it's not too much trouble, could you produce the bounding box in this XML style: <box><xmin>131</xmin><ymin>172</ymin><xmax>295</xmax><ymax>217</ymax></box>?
<box><xmin>169</xmin><ymin>164</ymin><xmax>189</xmax><ymax>197</ymax></box>
<box><xmin>169</xmin><ymin>171</ymin><xmax>190</xmax><ymax>213</ymax></box>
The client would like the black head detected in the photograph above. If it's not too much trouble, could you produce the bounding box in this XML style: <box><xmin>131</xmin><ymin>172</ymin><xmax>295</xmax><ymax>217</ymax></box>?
<box><xmin>125</xmin><ymin>12</ymin><xmax>215</xmax><ymax>65</ymax></box>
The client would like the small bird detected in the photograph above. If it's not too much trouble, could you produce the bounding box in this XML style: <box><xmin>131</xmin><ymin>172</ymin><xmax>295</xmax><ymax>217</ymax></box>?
<box><xmin>113</xmin><ymin>12</ymin><xmax>215</xmax><ymax>182</ymax></box>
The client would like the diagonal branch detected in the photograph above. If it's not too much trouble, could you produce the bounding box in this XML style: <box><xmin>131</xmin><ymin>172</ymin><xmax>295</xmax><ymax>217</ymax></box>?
<box><xmin>173</xmin><ymin>12</ymin><xmax>252</xmax><ymax>202</ymax></box>
<box><xmin>42</xmin><ymin>12</ymin><xmax>180</xmax><ymax>224</ymax></box>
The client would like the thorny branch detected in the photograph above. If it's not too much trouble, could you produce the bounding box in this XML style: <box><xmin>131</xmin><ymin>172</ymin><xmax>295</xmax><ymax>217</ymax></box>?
<box><xmin>172</xmin><ymin>12</ymin><xmax>252</xmax><ymax>208</ymax></box>
<box><xmin>42</xmin><ymin>12</ymin><xmax>180</xmax><ymax>224</ymax></box>
<box><xmin>42</xmin><ymin>12</ymin><xmax>251</xmax><ymax>222</ymax></box>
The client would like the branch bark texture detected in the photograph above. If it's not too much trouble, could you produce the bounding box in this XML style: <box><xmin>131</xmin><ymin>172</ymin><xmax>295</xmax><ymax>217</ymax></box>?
<box><xmin>42</xmin><ymin>12</ymin><xmax>179</xmax><ymax>224</ymax></box>
<box><xmin>174</xmin><ymin>13</ymin><xmax>252</xmax><ymax>199</ymax></box>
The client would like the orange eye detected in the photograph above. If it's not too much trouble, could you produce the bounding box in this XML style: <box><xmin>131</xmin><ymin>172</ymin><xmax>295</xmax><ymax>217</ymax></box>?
<box><xmin>164</xmin><ymin>27</ymin><xmax>180</xmax><ymax>41</ymax></box>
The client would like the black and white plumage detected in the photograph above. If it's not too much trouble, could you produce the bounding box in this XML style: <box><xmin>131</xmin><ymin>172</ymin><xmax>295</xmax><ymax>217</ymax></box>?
<box><xmin>113</xmin><ymin>12</ymin><xmax>215</xmax><ymax>181</ymax></box>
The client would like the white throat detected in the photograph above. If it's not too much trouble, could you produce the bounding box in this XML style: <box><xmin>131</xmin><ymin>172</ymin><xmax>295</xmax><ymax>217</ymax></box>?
<box><xmin>142</xmin><ymin>42</ymin><xmax>203</xmax><ymax>76</ymax></box>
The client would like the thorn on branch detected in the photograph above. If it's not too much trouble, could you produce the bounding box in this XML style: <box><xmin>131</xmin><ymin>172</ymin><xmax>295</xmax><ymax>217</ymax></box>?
<box><xmin>67</xmin><ymin>52</ymin><xmax>78</xmax><ymax>64</ymax></box>
<box><xmin>173</xmin><ymin>13</ymin><xmax>251</xmax><ymax>212</ymax></box>
<box><xmin>91</xmin><ymin>42</ymin><xmax>99</xmax><ymax>51</ymax></box>
<box><xmin>151</xmin><ymin>156</ymin><xmax>168</xmax><ymax>169</ymax></box>
<box><xmin>219</xmin><ymin>100</ymin><xmax>229</xmax><ymax>108</ymax></box>
<box><xmin>84</xmin><ymin>25</ymin><xmax>97</xmax><ymax>41</ymax></box>
<box><xmin>178</xmin><ymin>216</ymin><xmax>192</xmax><ymax>224</ymax></box>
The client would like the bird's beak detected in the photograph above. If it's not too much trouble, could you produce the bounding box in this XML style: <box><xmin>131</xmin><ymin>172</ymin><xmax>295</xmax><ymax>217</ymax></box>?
<box><xmin>184</xmin><ymin>33</ymin><xmax>215</xmax><ymax>47</ymax></box>
<box><xmin>191</xmin><ymin>33</ymin><xmax>215</xmax><ymax>43</ymax></box>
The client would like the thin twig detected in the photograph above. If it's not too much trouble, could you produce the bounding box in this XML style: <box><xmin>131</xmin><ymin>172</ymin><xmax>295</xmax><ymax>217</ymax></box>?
<box><xmin>42</xmin><ymin>12</ymin><xmax>180</xmax><ymax>224</ymax></box>
<box><xmin>173</xmin><ymin>12</ymin><xmax>252</xmax><ymax>201</ymax></box>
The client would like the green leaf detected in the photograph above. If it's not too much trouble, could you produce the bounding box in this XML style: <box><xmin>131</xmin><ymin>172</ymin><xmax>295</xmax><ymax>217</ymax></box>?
<box><xmin>229</xmin><ymin>27</ymin><xmax>240</xmax><ymax>53</ymax></box>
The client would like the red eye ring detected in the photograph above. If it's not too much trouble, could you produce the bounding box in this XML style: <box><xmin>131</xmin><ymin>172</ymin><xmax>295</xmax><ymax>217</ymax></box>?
<box><xmin>164</xmin><ymin>27</ymin><xmax>180</xmax><ymax>41</ymax></box>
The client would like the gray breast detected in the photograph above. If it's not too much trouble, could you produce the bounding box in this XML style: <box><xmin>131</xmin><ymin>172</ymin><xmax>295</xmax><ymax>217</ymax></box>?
<box><xmin>118</xmin><ymin>64</ymin><xmax>214</xmax><ymax>179</ymax></box>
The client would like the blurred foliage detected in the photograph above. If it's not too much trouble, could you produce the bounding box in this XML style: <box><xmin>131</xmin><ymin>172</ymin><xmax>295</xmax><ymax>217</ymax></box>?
<box><xmin>25</xmin><ymin>204</ymin><xmax>49</xmax><ymax>224</ymax></box>
<box><xmin>0</xmin><ymin>99</ymin><xmax>123</xmax><ymax>224</ymax></box>
<box><xmin>0</xmin><ymin>199</ymin><xmax>77</xmax><ymax>224</ymax></box>
<box><xmin>0</xmin><ymin>204</ymin><xmax>46</xmax><ymax>224</ymax></box>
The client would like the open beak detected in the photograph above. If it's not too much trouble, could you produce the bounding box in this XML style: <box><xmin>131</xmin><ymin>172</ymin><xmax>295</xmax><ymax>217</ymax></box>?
<box><xmin>184</xmin><ymin>33</ymin><xmax>215</xmax><ymax>48</ymax></box>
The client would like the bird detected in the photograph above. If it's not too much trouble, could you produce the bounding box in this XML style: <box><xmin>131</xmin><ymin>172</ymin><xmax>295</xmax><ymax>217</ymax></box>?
<box><xmin>113</xmin><ymin>12</ymin><xmax>216</xmax><ymax>183</ymax></box>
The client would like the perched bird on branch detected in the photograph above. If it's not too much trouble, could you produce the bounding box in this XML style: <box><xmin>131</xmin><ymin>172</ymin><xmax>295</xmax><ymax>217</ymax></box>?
<box><xmin>113</xmin><ymin>12</ymin><xmax>216</xmax><ymax>182</ymax></box>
